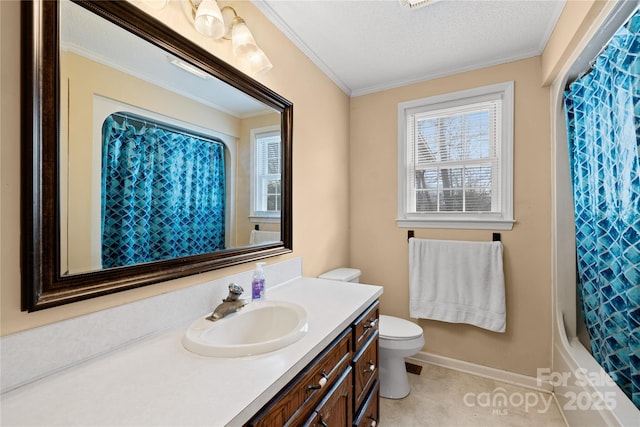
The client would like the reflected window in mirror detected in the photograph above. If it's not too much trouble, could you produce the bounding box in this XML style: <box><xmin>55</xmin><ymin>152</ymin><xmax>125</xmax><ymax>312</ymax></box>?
<box><xmin>248</xmin><ymin>125</ymin><xmax>281</xmax><ymax>246</ymax></box>
<box><xmin>251</xmin><ymin>126</ymin><xmax>281</xmax><ymax>221</ymax></box>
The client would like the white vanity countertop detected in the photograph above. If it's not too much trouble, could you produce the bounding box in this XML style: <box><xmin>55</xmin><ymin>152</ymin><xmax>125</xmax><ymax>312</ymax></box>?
<box><xmin>1</xmin><ymin>277</ymin><xmax>382</xmax><ymax>427</ymax></box>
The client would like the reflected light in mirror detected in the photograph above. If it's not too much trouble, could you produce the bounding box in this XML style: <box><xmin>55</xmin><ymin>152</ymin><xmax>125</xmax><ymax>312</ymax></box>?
<box><xmin>167</xmin><ymin>56</ymin><xmax>212</xmax><ymax>79</ymax></box>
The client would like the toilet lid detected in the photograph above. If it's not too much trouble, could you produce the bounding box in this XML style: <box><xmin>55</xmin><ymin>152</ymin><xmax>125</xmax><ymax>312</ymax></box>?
<box><xmin>379</xmin><ymin>315</ymin><xmax>423</xmax><ymax>340</ymax></box>
<box><xmin>318</xmin><ymin>268</ymin><xmax>361</xmax><ymax>282</ymax></box>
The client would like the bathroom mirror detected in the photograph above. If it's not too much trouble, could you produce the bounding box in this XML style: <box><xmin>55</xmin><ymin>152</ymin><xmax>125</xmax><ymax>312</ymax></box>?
<box><xmin>22</xmin><ymin>0</ymin><xmax>293</xmax><ymax>311</ymax></box>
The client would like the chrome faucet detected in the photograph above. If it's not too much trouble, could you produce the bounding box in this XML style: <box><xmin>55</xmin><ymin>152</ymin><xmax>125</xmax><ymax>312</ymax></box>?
<box><xmin>207</xmin><ymin>283</ymin><xmax>247</xmax><ymax>322</ymax></box>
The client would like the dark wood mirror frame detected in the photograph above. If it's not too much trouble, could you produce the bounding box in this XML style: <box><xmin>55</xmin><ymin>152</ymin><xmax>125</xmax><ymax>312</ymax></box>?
<box><xmin>22</xmin><ymin>0</ymin><xmax>293</xmax><ymax>311</ymax></box>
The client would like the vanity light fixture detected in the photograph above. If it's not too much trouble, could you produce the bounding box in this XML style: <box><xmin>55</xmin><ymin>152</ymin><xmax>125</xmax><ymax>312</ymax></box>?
<box><xmin>188</xmin><ymin>0</ymin><xmax>273</xmax><ymax>75</ymax></box>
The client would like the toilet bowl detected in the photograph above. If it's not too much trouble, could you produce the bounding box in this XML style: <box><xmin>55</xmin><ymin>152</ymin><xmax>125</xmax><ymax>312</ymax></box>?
<box><xmin>318</xmin><ymin>268</ymin><xmax>425</xmax><ymax>400</ymax></box>
<box><xmin>378</xmin><ymin>314</ymin><xmax>425</xmax><ymax>399</ymax></box>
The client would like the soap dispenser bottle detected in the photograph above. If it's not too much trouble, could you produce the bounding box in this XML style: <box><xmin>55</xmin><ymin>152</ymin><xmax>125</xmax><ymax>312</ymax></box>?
<box><xmin>251</xmin><ymin>262</ymin><xmax>266</xmax><ymax>301</ymax></box>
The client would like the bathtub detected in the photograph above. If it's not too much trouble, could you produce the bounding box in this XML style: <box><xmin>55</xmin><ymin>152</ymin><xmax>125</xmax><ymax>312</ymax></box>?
<box><xmin>552</xmin><ymin>309</ymin><xmax>638</xmax><ymax>426</ymax></box>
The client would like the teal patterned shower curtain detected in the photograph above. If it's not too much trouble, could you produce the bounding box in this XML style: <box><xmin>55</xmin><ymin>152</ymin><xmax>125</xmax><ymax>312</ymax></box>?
<box><xmin>101</xmin><ymin>114</ymin><xmax>226</xmax><ymax>268</ymax></box>
<box><xmin>564</xmin><ymin>9</ymin><xmax>639</xmax><ymax>408</ymax></box>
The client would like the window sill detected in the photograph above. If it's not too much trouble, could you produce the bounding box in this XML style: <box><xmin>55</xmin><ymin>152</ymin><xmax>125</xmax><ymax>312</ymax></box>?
<box><xmin>249</xmin><ymin>216</ymin><xmax>280</xmax><ymax>224</ymax></box>
<box><xmin>396</xmin><ymin>218</ymin><xmax>515</xmax><ymax>230</ymax></box>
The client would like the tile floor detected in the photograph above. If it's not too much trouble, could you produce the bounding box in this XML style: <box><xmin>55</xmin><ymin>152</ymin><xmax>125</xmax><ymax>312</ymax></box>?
<box><xmin>379</xmin><ymin>362</ymin><xmax>567</xmax><ymax>426</ymax></box>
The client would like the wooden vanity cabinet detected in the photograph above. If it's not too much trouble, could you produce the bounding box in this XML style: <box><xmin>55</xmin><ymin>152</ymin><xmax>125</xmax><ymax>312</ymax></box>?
<box><xmin>246</xmin><ymin>301</ymin><xmax>380</xmax><ymax>427</ymax></box>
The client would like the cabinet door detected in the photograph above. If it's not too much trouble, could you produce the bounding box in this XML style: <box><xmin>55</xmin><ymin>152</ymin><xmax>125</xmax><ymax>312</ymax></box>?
<box><xmin>314</xmin><ymin>367</ymin><xmax>353</xmax><ymax>427</ymax></box>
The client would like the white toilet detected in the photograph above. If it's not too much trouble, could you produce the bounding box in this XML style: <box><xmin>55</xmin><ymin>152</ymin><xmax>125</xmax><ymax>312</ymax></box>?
<box><xmin>318</xmin><ymin>268</ymin><xmax>425</xmax><ymax>399</ymax></box>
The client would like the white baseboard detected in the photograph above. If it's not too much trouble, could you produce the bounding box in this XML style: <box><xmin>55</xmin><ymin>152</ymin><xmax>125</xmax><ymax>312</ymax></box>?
<box><xmin>408</xmin><ymin>351</ymin><xmax>553</xmax><ymax>393</ymax></box>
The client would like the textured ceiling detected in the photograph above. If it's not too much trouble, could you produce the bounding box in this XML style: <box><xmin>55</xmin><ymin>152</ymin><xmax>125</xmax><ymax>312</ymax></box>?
<box><xmin>253</xmin><ymin>0</ymin><xmax>567</xmax><ymax>96</ymax></box>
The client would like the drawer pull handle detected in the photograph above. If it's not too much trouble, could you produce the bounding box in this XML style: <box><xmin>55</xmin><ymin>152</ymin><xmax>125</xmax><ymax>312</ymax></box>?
<box><xmin>306</xmin><ymin>370</ymin><xmax>329</xmax><ymax>391</ymax></box>
<box><xmin>363</xmin><ymin>360</ymin><xmax>376</xmax><ymax>374</ymax></box>
<box><xmin>363</xmin><ymin>318</ymin><xmax>378</xmax><ymax>329</ymax></box>
<box><xmin>368</xmin><ymin>415</ymin><xmax>378</xmax><ymax>426</ymax></box>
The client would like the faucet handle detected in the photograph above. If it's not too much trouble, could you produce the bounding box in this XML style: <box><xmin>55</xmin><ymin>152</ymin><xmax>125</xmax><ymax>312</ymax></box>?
<box><xmin>225</xmin><ymin>283</ymin><xmax>244</xmax><ymax>301</ymax></box>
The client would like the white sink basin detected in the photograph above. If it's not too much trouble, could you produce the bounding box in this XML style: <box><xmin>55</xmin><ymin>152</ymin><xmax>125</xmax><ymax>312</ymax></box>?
<box><xmin>182</xmin><ymin>300</ymin><xmax>309</xmax><ymax>357</ymax></box>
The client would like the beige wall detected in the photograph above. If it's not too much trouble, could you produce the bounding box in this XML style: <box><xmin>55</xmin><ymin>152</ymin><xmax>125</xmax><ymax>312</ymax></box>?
<box><xmin>350</xmin><ymin>57</ymin><xmax>552</xmax><ymax>377</ymax></box>
<box><xmin>0</xmin><ymin>1</ymin><xmax>350</xmax><ymax>335</ymax></box>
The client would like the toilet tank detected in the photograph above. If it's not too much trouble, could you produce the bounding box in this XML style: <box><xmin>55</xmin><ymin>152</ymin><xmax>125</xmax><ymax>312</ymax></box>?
<box><xmin>318</xmin><ymin>268</ymin><xmax>361</xmax><ymax>283</ymax></box>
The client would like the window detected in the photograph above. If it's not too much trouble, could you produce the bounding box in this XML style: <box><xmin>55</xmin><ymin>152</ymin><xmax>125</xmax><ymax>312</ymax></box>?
<box><xmin>398</xmin><ymin>82</ymin><xmax>514</xmax><ymax>229</ymax></box>
<box><xmin>251</xmin><ymin>126</ymin><xmax>281</xmax><ymax>221</ymax></box>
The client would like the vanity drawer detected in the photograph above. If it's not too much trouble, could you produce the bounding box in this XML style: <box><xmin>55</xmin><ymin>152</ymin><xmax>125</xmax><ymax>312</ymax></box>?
<box><xmin>353</xmin><ymin>380</ymin><xmax>379</xmax><ymax>427</ymax></box>
<box><xmin>303</xmin><ymin>367</ymin><xmax>353</xmax><ymax>427</ymax></box>
<box><xmin>247</xmin><ymin>329</ymin><xmax>352</xmax><ymax>427</ymax></box>
<box><xmin>352</xmin><ymin>332</ymin><xmax>378</xmax><ymax>412</ymax></box>
<box><xmin>352</xmin><ymin>302</ymin><xmax>379</xmax><ymax>354</ymax></box>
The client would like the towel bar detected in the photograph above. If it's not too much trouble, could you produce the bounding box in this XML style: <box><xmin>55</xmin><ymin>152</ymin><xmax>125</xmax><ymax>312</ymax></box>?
<box><xmin>407</xmin><ymin>230</ymin><xmax>501</xmax><ymax>242</ymax></box>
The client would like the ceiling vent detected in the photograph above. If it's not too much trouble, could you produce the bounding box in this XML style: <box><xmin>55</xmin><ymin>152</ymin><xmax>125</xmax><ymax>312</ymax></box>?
<box><xmin>399</xmin><ymin>0</ymin><xmax>441</xmax><ymax>10</ymax></box>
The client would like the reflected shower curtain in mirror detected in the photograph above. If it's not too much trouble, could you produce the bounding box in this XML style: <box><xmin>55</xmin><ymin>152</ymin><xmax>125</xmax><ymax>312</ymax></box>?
<box><xmin>564</xmin><ymin>9</ymin><xmax>639</xmax><ymax>409</ymax></box>
<box><xmin>101</xmin><ymin>114</ymin><xmax>226</xmax><ymax>268</ymax></box>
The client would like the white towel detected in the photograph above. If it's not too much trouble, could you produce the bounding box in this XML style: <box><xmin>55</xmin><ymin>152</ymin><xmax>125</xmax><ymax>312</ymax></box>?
<box><xmin>249</xmin><ymin>230</ymin><xmax>280</xmax><ymax>245</ymax></box>
<box><xmin>409</xmin><ymin>238</ymin><xmax>506</xmax><ymax>333</ymax></box>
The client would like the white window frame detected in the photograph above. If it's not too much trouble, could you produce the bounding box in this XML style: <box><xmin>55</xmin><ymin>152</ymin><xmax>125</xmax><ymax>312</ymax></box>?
<box><xmin>250</xmin><ymin>125</ymin><xmax>281</xmax><ymax>223</ymax></box>
<box><xmin>397</xmin><ymin>81</ymin><xmax>514</xmax><ymax>230</ymax></box>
